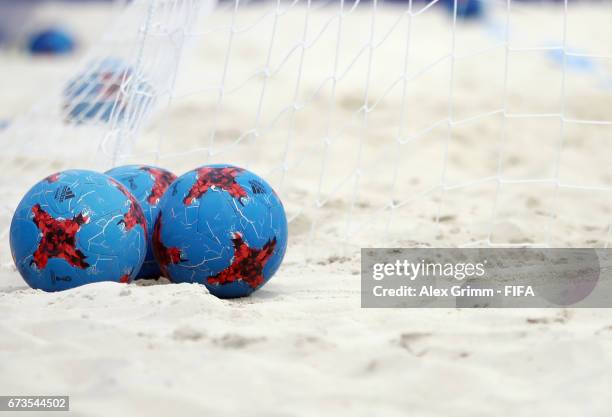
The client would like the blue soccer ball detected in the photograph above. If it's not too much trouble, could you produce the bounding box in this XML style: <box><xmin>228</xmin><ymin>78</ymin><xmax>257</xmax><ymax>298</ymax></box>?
<box><xmin>28</xmin><ymin>27</ymin><xmax>76</xmax><ymax>55</ymax></box>
<box><xmin>105</xmin><ymin>164</ymin><xmax>177</xmax><ymax>279</ymax></box>
<box><xmin>152</xmin><ymin>164</ymin><xmax>288</xmax><ymax>298</ymax></box>
<box><xmin>63</xmin><ymin>58</ymin><xmax>154</xmax><ymax>125</ymax></box>
<box><xmin>441</xmin><ymin>0</ymin><xmax>483</xmax><ymax>20</ymax></box>
<box><xmin>9</xmin><ymin>170</ymin><xmax>147</xmax><ymax>292</ymax></box>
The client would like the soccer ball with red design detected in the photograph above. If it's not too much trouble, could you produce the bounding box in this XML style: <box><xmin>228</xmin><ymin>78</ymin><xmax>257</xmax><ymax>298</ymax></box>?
<box><xmin>9</xmin><ymin>170</ymin><xmax>147</xmax><ymax>291</ymax></box>
<box><xmin>105</xmin><ymin>164</ymin><xmax>177</xmax><ymax>279</ymax></box>
<box><xmin>152</xmin><ymin>164</ymin><xmax>288</xmax><ymax>298</ymax></box>
<box><xmin>63</xmin><ymin>58</ymin><xmax>154</xmax><ymax>125</ymax></box>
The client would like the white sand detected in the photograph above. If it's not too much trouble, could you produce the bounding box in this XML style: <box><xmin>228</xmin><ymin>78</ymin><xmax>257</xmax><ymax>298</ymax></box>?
<box><xmin>1</xmin><ymin>1</ymin><xmax>612</xmax><ymax>416</ymax></box>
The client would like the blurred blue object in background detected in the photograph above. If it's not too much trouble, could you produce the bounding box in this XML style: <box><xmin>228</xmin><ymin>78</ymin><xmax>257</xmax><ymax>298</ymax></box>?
<box><xmin>0</xmin><ymin>120</ymin><xmax>9</xmax><ymax>131</ymax></box>
<box><xmin>28</xmin><ymin>27</ymin><xmax>76</xmax><ymax>55</ymax></box>
<box><xmin>64</xmin><ymin>57</ymin><xmax>155</xmax><ymax>125</ymax></box>
<box><xmin>547</xmin><ymin>47</ymin><xmax>595</xmax><ymax>72</ymax></box>
<box><xmin>441</xmin><ymin>0</ymin><xmax>484</xmax><ymax>20</ymax></box>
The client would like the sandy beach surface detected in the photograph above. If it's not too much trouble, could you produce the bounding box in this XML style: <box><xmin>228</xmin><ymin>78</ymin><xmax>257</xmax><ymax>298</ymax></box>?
<box><xmin>1</xmin><ymin>1</ymin><xmax>612</xmax><ymax>416</ymax></box>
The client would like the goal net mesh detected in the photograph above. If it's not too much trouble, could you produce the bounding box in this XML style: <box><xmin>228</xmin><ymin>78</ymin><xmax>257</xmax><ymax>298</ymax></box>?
<box><xmin>2</xmin><ymin>0</ymin><xmax>612</xmax><ymax>265</ymax></box>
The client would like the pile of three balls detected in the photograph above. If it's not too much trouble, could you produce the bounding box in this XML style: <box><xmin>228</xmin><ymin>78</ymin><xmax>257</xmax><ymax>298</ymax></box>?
<box><xmin>9</xmin><ymin>164</ymin><xmax>287</xmax><ymax>299</ymax></box>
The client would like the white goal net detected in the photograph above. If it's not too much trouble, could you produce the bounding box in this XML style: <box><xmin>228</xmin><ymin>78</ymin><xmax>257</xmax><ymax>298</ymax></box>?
<box><xmin>2</xmin><ymin>0</ymin><xmax>612</xmax><ymax>265</ymax></box>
